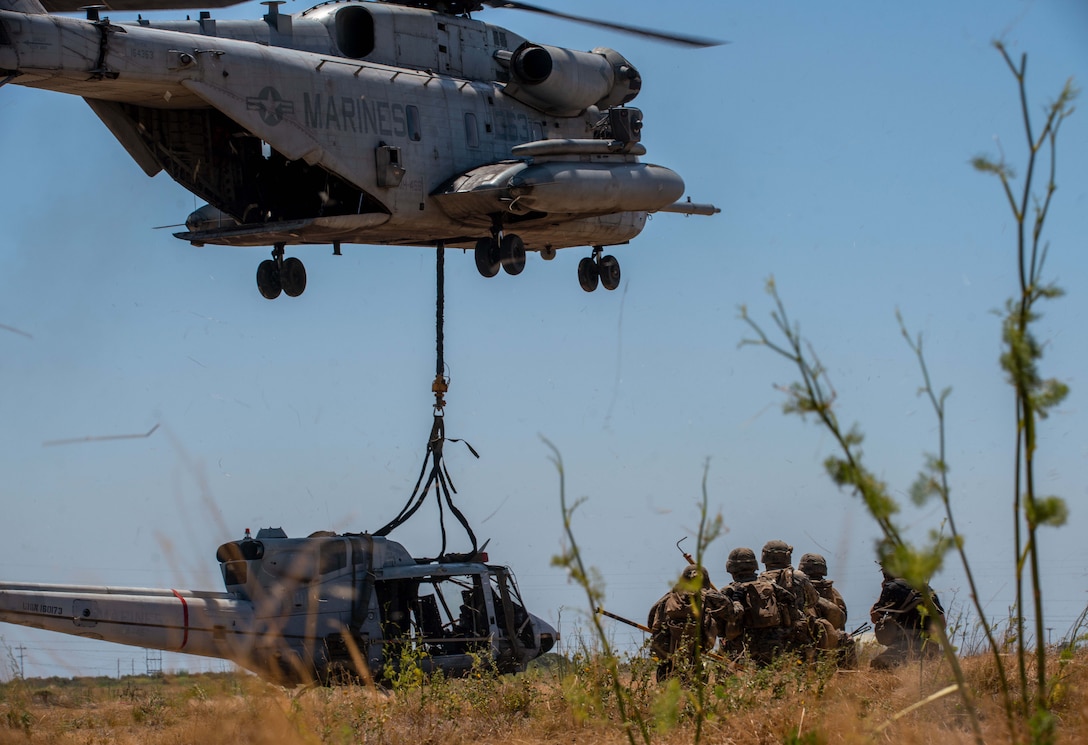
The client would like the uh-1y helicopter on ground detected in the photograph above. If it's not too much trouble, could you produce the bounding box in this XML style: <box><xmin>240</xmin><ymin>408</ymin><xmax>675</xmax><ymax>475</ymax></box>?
<box><xmin>0</xmin><ymin>0</ymin><xmax>720</xmax><ymax>298</ymax></box>
<box><xmin>0</xmin><ymin>528</ymin><xmax>558</xmax><ymax>684</ymax></box>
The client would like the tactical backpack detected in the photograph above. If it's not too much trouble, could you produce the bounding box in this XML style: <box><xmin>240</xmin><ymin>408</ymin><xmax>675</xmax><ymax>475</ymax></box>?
<box><xmin>873</xmin><ymin>579</ymin><xmax>945</xmax><ymax>643</ymax></box>
<box><xmin>740</xmin><ymin>577</ymin><xmax>794</xmax><ymax>629</ymax></box>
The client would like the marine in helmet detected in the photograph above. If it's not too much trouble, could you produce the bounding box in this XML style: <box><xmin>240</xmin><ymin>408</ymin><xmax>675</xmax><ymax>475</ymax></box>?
<box><xmin>647</xmin><ymin>564</ymin><xmax>715</xmax><ymax>681</ymax></box>
<box><xmin>759</xmin><ymin>540</ymin><xmax>819</xmax><ymax>656</ymax></box>
<box><xmin>714</xmin><ymin>547</ymin><xmax>760</xmax><ymax>659</ymax></box>
<box><xmin>799</xmin><ymin>552</ymin><xmax>855</xmax><ymax>667</ymax></box>
<box><xmin>869</xmin><ymin>564</ymin><xmax>945</xmax><ymax>669</ymax></box>
<box><xmin>701</xmin><ymin>549</ymin><xmax>751</xmax><ymax>657</ymax></box>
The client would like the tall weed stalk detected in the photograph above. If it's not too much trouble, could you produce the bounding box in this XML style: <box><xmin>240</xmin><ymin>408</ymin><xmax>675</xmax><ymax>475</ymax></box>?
<box><xmin>972</xmin><ymin>44</ymin><xmax>1076</xmax><ymax>737</ymax></box>
<box><xmin>546</xmin><ymin>438</ymin><xmax>652</xmax><ymax>745</ymax></box>
<box><xmin>740</xmin><ymin>46</ymin><xmax>1076</xmax><ymax>744</ymax></box>
<box><xmin>547</xmin><ymin>440</ymin><xmax>723</xmax><ymax>745</ymax></box>
<box><xmin>739</xmin><ymin>282</ymin><xmax>984</xmax><ymax>745</ymax></box>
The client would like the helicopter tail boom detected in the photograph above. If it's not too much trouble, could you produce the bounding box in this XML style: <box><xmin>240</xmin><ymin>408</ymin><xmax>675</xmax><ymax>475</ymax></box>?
<box><xmin>0</xmin><ymin>581</ymin><xmax>255</xmax><ymax>661</ymax></box>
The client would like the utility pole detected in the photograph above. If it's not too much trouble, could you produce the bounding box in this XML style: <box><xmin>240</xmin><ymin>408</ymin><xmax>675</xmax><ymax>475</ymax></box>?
<box><xmin>16</xmin><ymin>645</ymin><xmax>26</xmax><ymax>679</ymax></box>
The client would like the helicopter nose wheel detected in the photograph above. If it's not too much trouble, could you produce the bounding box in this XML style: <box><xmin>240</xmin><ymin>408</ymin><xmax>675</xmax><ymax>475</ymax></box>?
<box><xmin>578</xmin><ymin>247</ymin><xmax>621</xmax><ymax>292</ymax></box>
<box><xmin>257</xmin><ymin>244</ymin><xmax>307</xmax><ymax>300</ymax></box>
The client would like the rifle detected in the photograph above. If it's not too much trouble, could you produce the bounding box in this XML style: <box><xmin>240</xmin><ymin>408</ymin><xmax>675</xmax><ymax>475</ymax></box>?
<box><xmin>676</xmin><ymin>538</ymin><xmax>718</xmax><ymax>591</ymax></box>
<box><xmin>596</xmin><ymin>606</ymin><xmax>651</xmax><ymax>633</ymax></box>
<box><xmin>594</xmin><ymin>607</ymin><xmax>730</xmax><ymax>664</ymax></box>
<box><xmin>849</xmin><ymin>622</ymin><xmax>872</xmax><ymax>638</ymax></box>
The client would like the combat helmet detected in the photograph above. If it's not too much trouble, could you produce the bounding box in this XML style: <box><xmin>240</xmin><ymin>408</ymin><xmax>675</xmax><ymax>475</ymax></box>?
<box><xmin>726</xmin><ymin>547</ymin><xmax>758</xmax><ymax>576</ymax></box>
<box><xmin>799</xmin><ymin>552</ymin><xmax>828</xmax><ymax>579</ymax></box>
<box><xmin>761</xmin><ymin>539</ymin><xmax>793</xmax><ymax>569</ymax></box>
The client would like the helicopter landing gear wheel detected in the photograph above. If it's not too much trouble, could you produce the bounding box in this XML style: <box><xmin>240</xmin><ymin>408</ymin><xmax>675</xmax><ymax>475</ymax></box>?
<box><xmin>281</xmin><ymin>257</ymin><xmax>307</xmax><ymax>297</ymax></box>
<box><xmin>500</xmin><ymin>234</ymin><xmax>526</xmax><ymax>276</ymax></box>
<box><xmin>257</xmin><ymin>259</ymin><xmax>282</xmax><ymax>300</ymax></box>
<box><xmin>577</xmin><ymin>256</ymin><xmax>599</xmax><ymax>292</ymax></box>
<box><xmin>474</xmin><ymin>237</ymin><xmax>500</xmax><ymax>278</ymax></box>
<box><xmin>257</xmin><ymin>244</ymin><xmax>305</xmax><ymax>300</ymax></box>
<box><xmin>599</xmin><ymin>254</ymin><xmax>621</xmax><ymax>291</ymax></box>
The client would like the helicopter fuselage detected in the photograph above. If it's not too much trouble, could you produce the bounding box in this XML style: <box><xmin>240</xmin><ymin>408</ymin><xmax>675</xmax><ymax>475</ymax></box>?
<box><xmin>0</xmin><ymin>529</ymin><xmax>557</xmax><ymax>684</ymax></box>
<box><xmin>0</xmin><ymin>0</ymin><xmax>717</xmax><ymax>295</ymax></box>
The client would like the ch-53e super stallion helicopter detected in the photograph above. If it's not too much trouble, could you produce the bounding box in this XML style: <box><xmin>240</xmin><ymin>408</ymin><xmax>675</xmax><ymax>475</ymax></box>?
<box><xmin>0</xmin><ymin>528</ymin><xmax>557</xmax><ymax>684</ymax></box>
<box><xmin>0</xmin><ymin>0</ymin><xmax>720</xmax><ymax>299</ymax></box>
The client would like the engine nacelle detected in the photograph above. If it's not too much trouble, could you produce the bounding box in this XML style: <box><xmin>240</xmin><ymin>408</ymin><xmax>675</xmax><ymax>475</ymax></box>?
<box><xmin>502</xmin><ymin>43</ymin><xmax>641</xmax><ymax>117</ymax></box>
<box><xmin>186</xmin><ymin>204</ymin><xmax>240</xmax><ymax>233</ymax></box>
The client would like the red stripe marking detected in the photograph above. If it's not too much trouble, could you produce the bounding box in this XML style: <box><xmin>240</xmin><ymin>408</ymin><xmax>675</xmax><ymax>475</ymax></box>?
<box><xmin>172</xmin><ymin>590</ymin><xmax>189</xmax><ymax>650</ymax></box>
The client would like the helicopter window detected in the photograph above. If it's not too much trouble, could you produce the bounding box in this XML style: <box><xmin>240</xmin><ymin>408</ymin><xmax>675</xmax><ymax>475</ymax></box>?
<box><xmin>406</xmin><ymin>106</ymin><xmax>421</xmax><ymax>142</ymax></box>
<box><xmin>335</xmin><ymin>5</ymin><xmax>375</xmax><ymax>60</ymax></box>
<box><xmin>223</xmin><ymin>560</ymin><xmax>247</xmax><ymax>586</ymax></box>
<box><xmin>490</xmin><ymin>572</ymin><xmax>534</xmax><ymax>649</ymax></box>
<box><xmin>464</xmin><ymin>114</ymin><xmax>479</xmax><ymax>148</ymax></box>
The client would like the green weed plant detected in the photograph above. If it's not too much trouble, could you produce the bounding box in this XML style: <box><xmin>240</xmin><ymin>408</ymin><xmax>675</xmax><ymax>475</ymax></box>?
<box><xmin>740</xmin><ymin>45</ymin><xmax>1077</xmax><ymax>745</ymax></box>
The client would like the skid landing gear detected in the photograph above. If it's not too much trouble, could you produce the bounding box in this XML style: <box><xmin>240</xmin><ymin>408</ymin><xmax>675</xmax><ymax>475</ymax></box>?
<box><xmin>257</xmin><ymin>244</ymin><xmax>307</xmax><ymax>300</ymax></box>
<box><xmin>578</xmin><ymin>247</ymin><xmax>621</xmax><ymax>293</ymax></box>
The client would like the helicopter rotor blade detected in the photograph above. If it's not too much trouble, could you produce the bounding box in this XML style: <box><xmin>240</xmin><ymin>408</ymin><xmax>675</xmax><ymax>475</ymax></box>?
<box><xmin>480</xmin><ymin>0</ymin><xmax>724</xmax><ymax>48</ymax></box>
<box><xmin>40</xmin><ymin>0</ymin><xmax>247</xmax><ymax>12</ymax></box>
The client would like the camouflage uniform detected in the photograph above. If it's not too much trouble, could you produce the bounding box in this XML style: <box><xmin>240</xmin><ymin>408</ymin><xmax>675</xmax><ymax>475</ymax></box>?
<box><xmin>707</xmin><ymin>547</ymin><xmax>752</xmax><ymax>659</ymax></box>
<box><xmin>719</xmin><ymin>547</ymin><xmax>766</xmax><ymax>662</ymax></box>
<box><xmin>647</xmin><ymin>565</ymin><xmax>714</xmax><ymax>681</ymax></box>
<box><xmin>799</xmin><ymin>552</ymin><xmax>856</xmax><ymax>667</ymax></box>
<box><xmin>757</xmin><ymin>540</ymin><xmax>819</xmax><ymax>661</ymax></box>
<box><xmin>869</xmin><ymin>567</ymin><xmax>945</xmax><ymax>669</ymax></box>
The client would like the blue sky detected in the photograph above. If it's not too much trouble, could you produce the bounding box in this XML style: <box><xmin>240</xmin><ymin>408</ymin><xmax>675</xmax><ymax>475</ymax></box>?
<box><xmin>1</xmin><ymin>0</ymin><xmax>1086</xmax><ymax>677</ymax></box>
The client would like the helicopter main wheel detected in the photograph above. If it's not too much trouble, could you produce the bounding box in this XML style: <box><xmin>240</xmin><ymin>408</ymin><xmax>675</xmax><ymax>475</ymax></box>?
<box><xmin>500</xmin><ymin>234</ymin><xmax>526</xmax><ymax>276</ymax></box>
<box><xmin>577</xmin><ymin>257</ymin><xmax>599</xmax><ymax>292</ymax></box>
<box><xmin>281</xmin><ymin>257</ymin><xmax>307</xmax><ymax>297</ymax></box>
<box><xmin>257</xmin><ymin>259</ymin><xmax>282</xmax><ymax>300</ymax></box>
<box><xmin>599</xmin><ymin>254</ymin><xmax>621</xmax><ymax>291</ymax></box>
<box><xmin>474</xmin><ymin>237</ymin><xmax>501</xmax><ymax>278</ymax></box>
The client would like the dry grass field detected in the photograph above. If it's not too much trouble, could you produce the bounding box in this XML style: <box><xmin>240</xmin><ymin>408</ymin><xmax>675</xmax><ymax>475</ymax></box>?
<box><xmin>1</xmin><ymin>644</ymin><xmax>1086</xmax><ymax>745</ymax></box>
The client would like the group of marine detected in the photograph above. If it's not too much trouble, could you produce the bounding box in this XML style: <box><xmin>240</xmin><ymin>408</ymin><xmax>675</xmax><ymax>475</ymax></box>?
<box><xmin>644</xmin><ymin>540</ymin><xmax>945</xmax><ymax>680</ymax></box>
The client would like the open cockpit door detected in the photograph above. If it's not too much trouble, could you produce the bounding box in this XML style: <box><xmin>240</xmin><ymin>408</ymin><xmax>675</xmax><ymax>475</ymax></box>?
<box><xmin>367</xmin><ymin>560</ymin><xmax>553</xmax><ymax>679</ymax></box>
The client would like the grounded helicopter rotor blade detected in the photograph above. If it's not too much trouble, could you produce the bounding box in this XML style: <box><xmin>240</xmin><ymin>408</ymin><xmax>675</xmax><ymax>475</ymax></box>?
<box><xmin>481</xmin><ymin>0</ymin><xmax>724</xmax><ymax>48</ymax></box>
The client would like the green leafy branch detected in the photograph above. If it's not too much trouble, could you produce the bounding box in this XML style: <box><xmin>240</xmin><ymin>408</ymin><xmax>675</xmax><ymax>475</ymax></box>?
<box><xmin>546</xmin><ymin>437</ymin><xmax>652</xmax><ymax>745</ymax></box>
<box><xmin>739</xmin><ymin>284</ymin><xmax>984</xmax><ymax>745</ymax></box>
<box><xmin>973</xmin><ymin>42</ymin><xmax>1076</xmax><ymax>729</ymax></box>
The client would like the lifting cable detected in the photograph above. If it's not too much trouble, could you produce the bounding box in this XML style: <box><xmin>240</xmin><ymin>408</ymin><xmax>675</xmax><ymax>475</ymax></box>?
<box><xmin>374</xmin><ymin>242</ymin><xmax>480</xmax><ymax>559</ymax></box>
